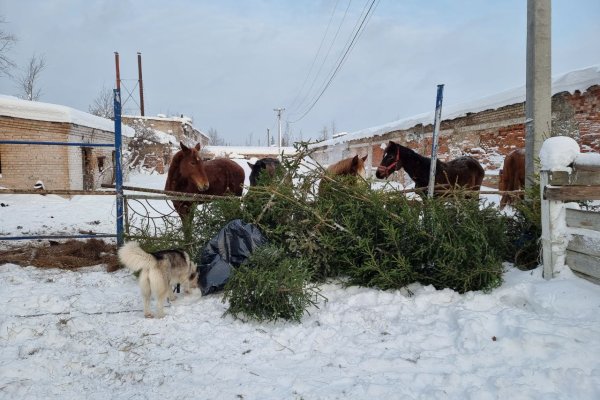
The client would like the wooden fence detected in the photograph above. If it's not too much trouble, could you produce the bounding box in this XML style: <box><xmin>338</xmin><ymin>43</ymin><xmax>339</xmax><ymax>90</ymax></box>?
<box><xmin>541</xmin><ymin>161</ymin><xmax>600</xmax><ymax>283</ymax></box>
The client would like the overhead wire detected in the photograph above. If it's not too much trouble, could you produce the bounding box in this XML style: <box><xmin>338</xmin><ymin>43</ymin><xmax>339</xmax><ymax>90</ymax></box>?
<box><xmin>287</xmin><ymin>0</ymin><xmax>353</xmax><ymax>116</ymax></box>
<box><xmin>288</xmin><ymin>0</ymin><xmax>379</xmax><ymax>124</ymax></box>
<box><xmin>287</xmin><ymin>0</ymin><xmax>342</xmax><ymax>114</ymax></box>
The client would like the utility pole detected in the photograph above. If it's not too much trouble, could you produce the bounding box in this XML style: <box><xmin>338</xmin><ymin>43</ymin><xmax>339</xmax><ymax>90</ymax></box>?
<box><xmin>267</xmin><ymin>128</ymin><xmax>270</xmax><ymax>147</ymax></box>
<box><xmin>137</xmin><ymin>52</ymin><xmax>145</xmax><ymax>116</ymax></box>
<box><xmin>274</xmin><ymin>108</ymin><xmax>285</xmax><ymax>155</ymax></box>
<box><xmin>525</xmin><ymin>0</ymin><xmax>551</xmax><ymax>188</ymax></box>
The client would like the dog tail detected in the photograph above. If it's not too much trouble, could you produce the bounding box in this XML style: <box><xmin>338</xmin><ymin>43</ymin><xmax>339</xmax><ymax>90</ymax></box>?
<box><xmin>117</xmin><ymin>241</ymin><xmax>156</xmax><ymax>273</ymax></box>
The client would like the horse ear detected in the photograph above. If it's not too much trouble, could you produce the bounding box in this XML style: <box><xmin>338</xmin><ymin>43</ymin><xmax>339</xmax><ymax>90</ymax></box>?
<box><xmin>194</xmin><ymin>143</ymin><xmax>201</xmax><ymax>151</ymax></box>
<box><xmin>389</xmin><ymin>140</ymin><xmax>397</xmax><ymax>146</ymax></box>
<box><xmin>361</xmin><ymin>155</ymin><xmax>368</xmax><ymax>162</ymax></box>
<box><xmin>247</xmin><ymin>162</ymin><xmax>254</xmax><ymax>168</ymax></box>
<box><xmin>180</xmin><ymin>141</ymin><xmax>189</xmax><ymax>151</ymax></box>
<box><xmin>351</xmin><ymin>155</ymin><xmax>359</xmax><ymax>167</ymax></box>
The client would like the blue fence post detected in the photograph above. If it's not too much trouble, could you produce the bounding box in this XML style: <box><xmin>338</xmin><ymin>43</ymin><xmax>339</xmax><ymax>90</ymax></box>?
<box><xmin>114</xmin><ymin>89</ymin><xmax>124</xmax><ymax>247</ymax></box>
<box><xmin>427</xmin><ymin>84</ymin><xmax>445</xmax><ymax>198</ymax></box>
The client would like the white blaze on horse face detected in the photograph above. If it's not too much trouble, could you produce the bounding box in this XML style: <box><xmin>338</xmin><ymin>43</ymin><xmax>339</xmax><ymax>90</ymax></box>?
<box><xmin>357</xmin><ymin>165</ymin><xmax>366</xmax><ymax>178</ymax></box>
<box><xmin>190</xmin><ymin>152</ymin><xmax>209</xmax><ymax>191</ymax></box>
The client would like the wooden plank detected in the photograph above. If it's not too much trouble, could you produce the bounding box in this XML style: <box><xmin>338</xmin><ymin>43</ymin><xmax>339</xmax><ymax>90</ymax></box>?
<box><xmin>573</xmin><ymin>161</ymin><xmax>600</xmax><ymax>172</ymax></box>
<box><xmin>566</xmin><ymin>209</ymin><xmax>600</xmax><ymax>231</ymax></box>
<box><xmin>544</xmin><ymin>186</ymin><xmax>600</xmax><ymax>201</ymax></box>
<box><xmin>573</xmin><ymin>270</ymin><xmax>600</xmax><ymax>285</ymax></box>
<box><xmin>548</xmin><ymin>170</ymin><xmax>600</xmax><ymax>186</ymax></box>
<box><xmin>567</xmin><ymin>234</ymin><xmax>600</xmax><ymax>257</ymax></box>
<box><xmin>566</xmin><ymin>250</ymin><xmax>600</xmax><ymax>280</ymax></box>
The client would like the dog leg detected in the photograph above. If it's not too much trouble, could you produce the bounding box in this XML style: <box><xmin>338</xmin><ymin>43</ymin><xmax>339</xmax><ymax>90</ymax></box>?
<box><xmin>140</xmin><ymin>272</ymin><xmax>154</xmax><ymax>318</ymax></box>
<box><xmin>156</xmin><ymin>293</ymin><xmax>167</xmax><ymax>318</ymax></box>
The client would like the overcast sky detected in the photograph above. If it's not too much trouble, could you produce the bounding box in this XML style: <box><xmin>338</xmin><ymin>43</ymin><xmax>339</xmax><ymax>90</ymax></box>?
<box><xmin>1</xmin><ymin>0</ymin><xmax>599</xmax><ymax>145</ymax></box>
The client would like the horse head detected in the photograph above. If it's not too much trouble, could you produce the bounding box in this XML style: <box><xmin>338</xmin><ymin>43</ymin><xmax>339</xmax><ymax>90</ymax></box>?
<box><xmin>177</xmin><ymin>142</ymin><xmax>210</xmax><ymax>191</ymax></box>
<box><xmin>350</xmin><ymin>155</ymin><xmax>368</xmax><ymax>178</ymax></box>
<box><xmin>248</xmin><ymin>158</ymin><xmax>281</xmax><ymax>186</ymax></box>
<box><xmin>376</xmin><ymin>141</ymin><xmax>402</xmax><ymax>179</ymax></box>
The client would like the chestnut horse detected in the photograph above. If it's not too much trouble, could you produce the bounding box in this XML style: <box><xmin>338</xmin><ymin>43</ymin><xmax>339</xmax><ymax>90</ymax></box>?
<box><xmin>165</xmin><ymin>142</ymin><xmax>245</xmax><ymax>220</ymax></box>
<box><xmin>375</xmin><ymin>141</ymin><xmax>484</xmax><ymax>196</ymax></box>
<box><xmin>499</xmin><ymin>148</ymin><xmax>525</xmax><ymax>209</ymax></box>
<box><xmin>318</xmin><ymin>154</ymin><xmax>368</xmax><ymax>195</ymax></box>
<box><xmin>247</xmin><ymin>157</ymin><xmax>282</xmax><ymax>186</ymax></box>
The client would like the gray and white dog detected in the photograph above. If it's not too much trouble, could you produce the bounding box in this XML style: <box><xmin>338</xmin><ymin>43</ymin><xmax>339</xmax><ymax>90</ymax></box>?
<box><xmin>118</xmin><ymin>241</ymin><xmax>198</xmax><ymax>318</ymax></box>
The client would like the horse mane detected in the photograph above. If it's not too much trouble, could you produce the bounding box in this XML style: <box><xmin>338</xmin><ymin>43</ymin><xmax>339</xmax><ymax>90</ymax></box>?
<box><xmin>327</xmin><ymin>157</ymin><xmax>357</xmax><ymax>176</ymax></box>
<box><xmin>165</xmin><ymin>151</ymin><xmax>184</xmax><ymax>190</ymax></box>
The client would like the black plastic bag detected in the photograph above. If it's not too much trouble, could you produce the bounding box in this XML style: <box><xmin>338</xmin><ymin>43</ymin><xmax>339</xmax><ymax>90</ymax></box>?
<box><xmin>196</xmin><ymin>219</ymin><xmax>267</xmax><ymax>295</ymax></box>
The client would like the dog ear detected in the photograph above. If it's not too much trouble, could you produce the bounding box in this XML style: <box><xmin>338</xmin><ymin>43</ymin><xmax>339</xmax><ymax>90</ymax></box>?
<box><xmin>189</xmin><ymin>272</ymin><xmax>198</xmax><ymax>281</ymax></box>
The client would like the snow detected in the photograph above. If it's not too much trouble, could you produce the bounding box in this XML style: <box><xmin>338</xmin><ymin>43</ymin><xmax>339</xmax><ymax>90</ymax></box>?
<box><xmin>204</xmin><ymin>146</ymin><xmax>297</xmax><ymax>159</ymax></box>
<box><xmin>539</xmin><ymin>136</ymin><xmax>580</xmax><ymax>171</ymax></box>
<box><xmin>0</xmin><ymin>95</ymin><xmax>135</xmax><ymax>138</ymax></box>
<box><xmin>312</xmin><ymin>65</ymin><xmax>600</xmax><ymax>148</ymax></box>
<box><xmin>151</xmin><ymin>129</ymin><xmax>178</xmax><ymax>145</ymax></box>
<box><xmin>575</xmin><ymin>152</ymin><xmax>600</xmax><ymax>169</ymax></box>
<box><xmin>2</xmin><ymin>172</ymin><xmax>600</xmax><ymax>399</ymax></box>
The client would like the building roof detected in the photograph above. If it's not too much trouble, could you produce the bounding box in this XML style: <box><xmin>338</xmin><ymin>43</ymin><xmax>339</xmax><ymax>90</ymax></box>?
<box><xmin>203</xmin><ymin>145</ymin><xmax>296</xmax><ymax>159</ymax></box>
<box><xmin>122</xmin><ymin>114</ymin><xmax>209</xmax><ymax>140</ymax></box>
<box><xmin>0</xmin><ymin>95</ymin><xmax>135</xmax><ymax>137</ymax></box>
<box><xmin>310</xmin><ymin>64</ymin><xmax>600</xmax><ymax>148</ymax></box>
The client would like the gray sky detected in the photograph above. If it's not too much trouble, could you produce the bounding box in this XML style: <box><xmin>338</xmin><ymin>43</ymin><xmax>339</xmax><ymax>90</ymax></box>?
<box><xmin>1</xmin><ymin>0</ymin><xmax>599</xmax><ymax>145</ymax></box>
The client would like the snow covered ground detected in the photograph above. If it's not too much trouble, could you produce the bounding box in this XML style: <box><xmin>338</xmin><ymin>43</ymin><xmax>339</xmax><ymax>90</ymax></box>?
<box><xmin>1</xmin><ymin>172</ymin><xmax>600</xmax><ymax>399</ymax></box>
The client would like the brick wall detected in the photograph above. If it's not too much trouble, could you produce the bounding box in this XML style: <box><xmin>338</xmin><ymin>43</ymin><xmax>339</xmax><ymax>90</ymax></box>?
<box><xmin>0</xmin><ymin>116</ymin><xmax>119</xmax><ymax>190</ymax></box>
<box><xmin>311</xmin><ymin>84</ymin><xmax>600</xmax><ymax>188</ymax></box>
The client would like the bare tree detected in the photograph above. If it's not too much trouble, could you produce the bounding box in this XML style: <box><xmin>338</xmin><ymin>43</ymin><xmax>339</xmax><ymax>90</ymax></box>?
<box><xmin>88</xmin><ymin>86</ymin><xmax>114</xmax><ymax>119</ymax></box>
<box><xmin>16</xmin><ymin>54</ymin><xmax>46</xmax><ymax>101</ymax></box>
<box><xmin>207</xmin><ymin>127</ymin><xmax>225</xmax><ymax>145</ymax></box>
<box><xmin>319</xmin><ymin>125</ymin><xmax>329</xmax><ymax>141</ymax></box>
<box><xmin>0</xmin><ymin>17</ymin><xmax>17</xmax><ymax>77</ymax></box>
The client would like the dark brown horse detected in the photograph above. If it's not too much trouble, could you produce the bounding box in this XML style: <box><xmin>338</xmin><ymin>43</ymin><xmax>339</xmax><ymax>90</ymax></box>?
<box><xmin>247</xmin><ymin>157</ymin><xmax>282</xmax><ymax>186</ymax></box>
<box><xmin>165</xmin><ymin>142</ymin><xmax>245</xmax><ymax>220</ymax></box>
<box><xmin>499</xmin><ymin>148</ymin><xmax>525</xmax><ymax>209</ymax></box>
<box><xmin>318</xmin><ymin>154</ymin><xmax>368</xmax><ymax>195</ymax></box>
<box><xmin>375</xmin><ymin>141</ymin><xmax>484</xmax><ymax>195</ymax></box>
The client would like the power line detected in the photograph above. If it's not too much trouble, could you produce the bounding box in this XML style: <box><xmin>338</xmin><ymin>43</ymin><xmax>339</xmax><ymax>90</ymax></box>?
<box><xmin>288</xmin><ymin>0</ymin><xmax>379</xmax><ymax>124</ymax></box>
<box><xmin>287</xmin><ymin>0</ymin><xmax>342</xmax><ymax>113</ymax></box>
<box><xmin>287</xmin><ymin>0</ymin><xmax>352</xmax><ymax>116</ymax></box>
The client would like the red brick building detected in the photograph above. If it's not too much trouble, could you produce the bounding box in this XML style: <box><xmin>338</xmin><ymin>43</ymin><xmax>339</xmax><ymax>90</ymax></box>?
<box><xmin>309</xmin><ymin>66</ymin><xmax>600</xmax><ymax>187</ymax></box>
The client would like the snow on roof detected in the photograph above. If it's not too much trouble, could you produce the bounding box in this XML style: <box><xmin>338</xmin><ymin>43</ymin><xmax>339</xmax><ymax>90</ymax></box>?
<box><xmin>203</xmin><ymin>146</ymin><xmax>297</xmax><ymax>158</ymax></box>
<box><xmin>311</xmin><ymin>64</ymin><xmax>600</xmax><ymax>149</ymax></box>
<box><xmin>0</xmin><ymin>95</ymin><xmax>135</xmax><ymax>137</ymax></box>
<box><xmin>122</xmin><ymin>114</ymin><xmax>209</xmax><ymax>140</ymax></box>
<box><xmin>122</xmin><ymin>113</ymin><xmax>193</xmax><ymax>125</ymax></box>
<box><xmin>152</xmin><ymin>129</ymin><xmax>178</xmax><ymax>145</ymax></box>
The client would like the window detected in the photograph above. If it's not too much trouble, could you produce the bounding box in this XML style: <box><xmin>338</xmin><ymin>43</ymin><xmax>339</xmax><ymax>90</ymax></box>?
<box><xmin>97</xmin><ymin>156</ymin><xmax>106</xmax><ymax>172</ymax></box>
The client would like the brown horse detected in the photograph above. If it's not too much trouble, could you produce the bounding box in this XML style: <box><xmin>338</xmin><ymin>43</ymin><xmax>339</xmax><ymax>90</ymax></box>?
<box><xmin>326</xmin><ymin>154</ymin><xmax>368</xmax><ymax>178</ymax></box>
<box><xmin>375</xmin><ymin>141</ymin><xmax>484</xmax><ymax>196</ymax></box>
<box><xmin>499</xmin><ymin>148</ymin><xmax>525</xmax><ymax>209</ymax></box>
<box><xmin>318</xmin><ymin>154</ymin><xmax>368</xmax><ymax>195</ymax></box>
<box><xmin>165</xmin><ymin>142</ymin><xmax>245</xmax><ymax>220</ymax></box>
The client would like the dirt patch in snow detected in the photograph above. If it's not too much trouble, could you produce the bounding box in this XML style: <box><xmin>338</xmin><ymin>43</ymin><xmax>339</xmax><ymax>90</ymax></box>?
<box><xmin>0</xmin><ymin>239</ymin><xmax>120</xmax><ymax>271</ymax></box>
